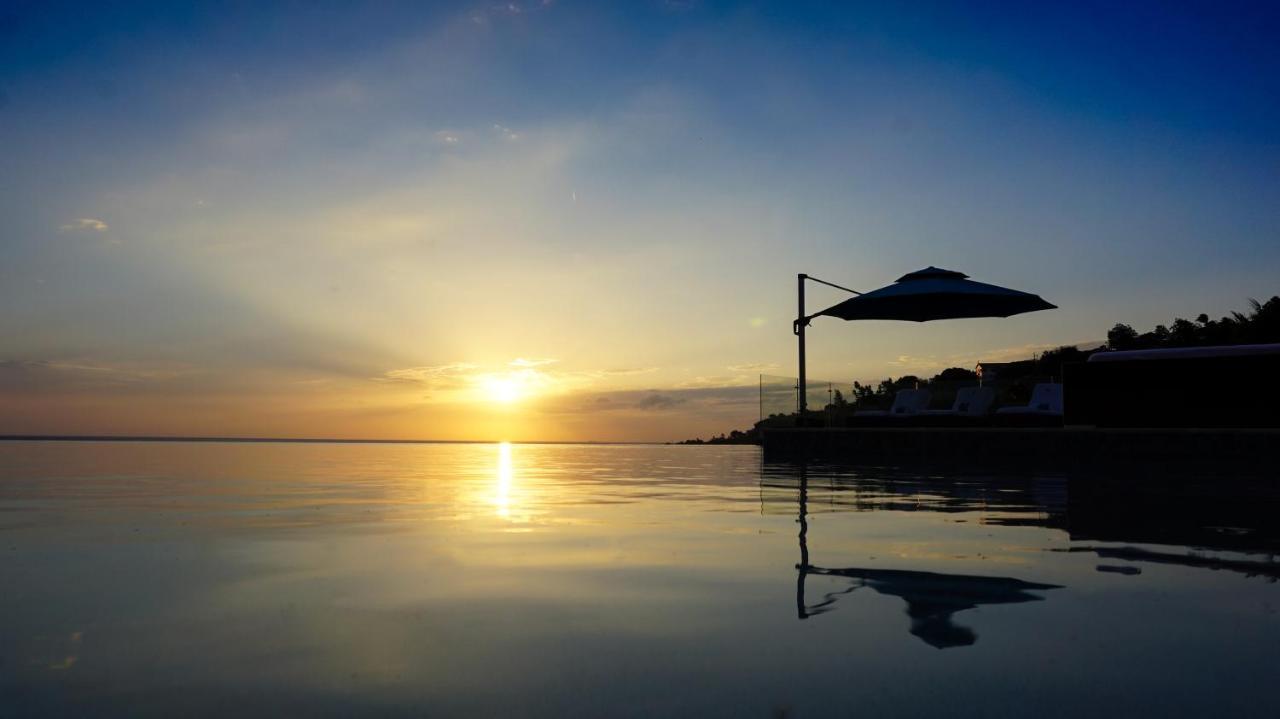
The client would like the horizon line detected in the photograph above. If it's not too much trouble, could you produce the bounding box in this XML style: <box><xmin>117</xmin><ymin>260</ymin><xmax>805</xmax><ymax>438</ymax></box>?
<box><xmin>0</xmin><ymin>434</ymin><xmax>681</xmax><ymax>446</ymax></box>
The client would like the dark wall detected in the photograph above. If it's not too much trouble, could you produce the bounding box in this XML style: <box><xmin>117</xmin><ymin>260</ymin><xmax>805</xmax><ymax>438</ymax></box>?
<box><xmin>1063</xmin><ymin>355</ymin><xmax>1280</xmax><ymax>428</ymax></box>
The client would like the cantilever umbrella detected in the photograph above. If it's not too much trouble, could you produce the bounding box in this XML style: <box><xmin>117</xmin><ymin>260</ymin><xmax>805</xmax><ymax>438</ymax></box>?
<box><xmin>794</xmin><ymin>267</ymin><xmax>1056</xmax><ymax>413</ymax></box>
<box><xmin>817</xmin><ymin>267</ymin><xmax>1056</xmax><ymax>322</ymax></box>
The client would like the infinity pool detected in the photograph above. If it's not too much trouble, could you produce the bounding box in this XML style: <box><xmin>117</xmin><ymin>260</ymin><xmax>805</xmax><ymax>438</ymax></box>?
<box><xmin>2</xmin><ymin>441</ymin><xmax>1277</xmax><ymax>717</ymax></box>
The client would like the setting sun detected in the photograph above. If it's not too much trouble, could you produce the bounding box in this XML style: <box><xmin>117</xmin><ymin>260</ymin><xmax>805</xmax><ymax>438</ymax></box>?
<box><xmin>485</xmin><ymin>376</ymin><xmax>523</xmax><ymax>404</ymax></box>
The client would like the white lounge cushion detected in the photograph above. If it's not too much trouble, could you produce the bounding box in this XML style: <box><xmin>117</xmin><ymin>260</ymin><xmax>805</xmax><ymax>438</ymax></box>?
<box><xmin>996</xmin><ymin>383</ymin><xmax>1063</xmax><ymax>416</ymax></box>
<box><xmin>856</xmin><ymin>388</ymin><xmax>932</xmax><ymax>417</ymax></box>
<box><xmin>922</xmin><ymin>386</ymin><xmax>995</xmax><ymax>417</ymax></box>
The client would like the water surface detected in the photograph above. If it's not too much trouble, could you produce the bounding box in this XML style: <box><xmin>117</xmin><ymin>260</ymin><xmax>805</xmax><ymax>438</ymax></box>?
<box><xmin>2</xmin><ymin>441</ymin><xmax>1277</xmax><ymax>717</ymax></box>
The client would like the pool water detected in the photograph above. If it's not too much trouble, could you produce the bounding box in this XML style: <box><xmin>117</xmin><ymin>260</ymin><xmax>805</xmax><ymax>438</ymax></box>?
<box><xmin>2</xmin><ymin>441</ymin><xmax>1277</xmax><ymax>717</ymax></box>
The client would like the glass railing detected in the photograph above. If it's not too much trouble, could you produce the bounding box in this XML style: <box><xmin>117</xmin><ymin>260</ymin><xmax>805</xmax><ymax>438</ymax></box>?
<box><xmin>759</xmin><ymin>375</ymin><xmax>1065</xmax><ymax>427</ymax></box>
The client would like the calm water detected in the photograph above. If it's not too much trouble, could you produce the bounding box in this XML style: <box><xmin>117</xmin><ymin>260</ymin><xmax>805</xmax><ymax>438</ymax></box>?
<box><xmin>1</xmin><ymin>441</ymin><xmax>1278</xmax><ymax>717</ymax></box>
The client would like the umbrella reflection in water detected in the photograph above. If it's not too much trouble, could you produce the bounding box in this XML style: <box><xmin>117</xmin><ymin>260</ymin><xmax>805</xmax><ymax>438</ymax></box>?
<box><xmin>789</xmin><ymin>464</ymin><xmax>1061</xmax><ymax>649</ymax></box>
<box><xmin>773</xmin><ymin>461</ymin><xmax>1280</xmax><ymax>648</ymax></box>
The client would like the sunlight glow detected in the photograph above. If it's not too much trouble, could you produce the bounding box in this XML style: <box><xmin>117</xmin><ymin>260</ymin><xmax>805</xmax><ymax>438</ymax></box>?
<box><xmin>495</xmin><ymin>441</ymin><xmax>513</xmax><ymax>518</ymax></box>
<box><xmin>485</xmin><ymin>376</ymin><xmax>522</xmax><ymax>404</ymax></box>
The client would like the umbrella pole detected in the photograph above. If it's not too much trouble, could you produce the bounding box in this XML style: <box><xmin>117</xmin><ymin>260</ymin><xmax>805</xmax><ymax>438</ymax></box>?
<box><xmin>794</xmin><ymin>273</ymin><xmax>861</xmax><ymax>424</ymax></box>
<box><xmin>797</xmin><ymin>273</ymin><xmax>807</xmax><ymax>418</ymax></box>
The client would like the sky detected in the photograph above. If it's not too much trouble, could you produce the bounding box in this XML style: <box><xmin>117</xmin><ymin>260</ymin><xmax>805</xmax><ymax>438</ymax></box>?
<box><xmin>2</xmin><ymin>0</ymin><xmax>1278</xmax><ymax>442</ymax></box>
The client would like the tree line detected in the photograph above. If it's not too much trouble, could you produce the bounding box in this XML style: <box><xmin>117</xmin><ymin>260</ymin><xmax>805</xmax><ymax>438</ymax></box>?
<box><xmin>1106</xmin><ymin>296</ymin><xmax>1279</xmax><ymax>350</ymax></box>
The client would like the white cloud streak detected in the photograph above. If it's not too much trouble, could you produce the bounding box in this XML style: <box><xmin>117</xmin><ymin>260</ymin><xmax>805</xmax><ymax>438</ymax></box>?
<box><xmin>59</xmin><ymin>218</ymin><xmax>108</xmax><ymax>232</ymax></box>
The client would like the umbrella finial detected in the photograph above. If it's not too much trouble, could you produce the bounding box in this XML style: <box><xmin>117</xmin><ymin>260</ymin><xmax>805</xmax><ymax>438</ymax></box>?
<box><xmin>897</xmin><ymin>267</ymin><xmax>969</xmax><ymax>282</ymax></box>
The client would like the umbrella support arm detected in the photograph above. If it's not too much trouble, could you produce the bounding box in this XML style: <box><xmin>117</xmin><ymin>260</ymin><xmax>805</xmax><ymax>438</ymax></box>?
<box><xmin>795</xmin><ymin>274</ymin><xmax>863</xmax><ymax>416</ymax></box>
<box><xmin>804</xmin><ymin>275</ymin><xmax>863</xmax><ymax>296</ymax></box>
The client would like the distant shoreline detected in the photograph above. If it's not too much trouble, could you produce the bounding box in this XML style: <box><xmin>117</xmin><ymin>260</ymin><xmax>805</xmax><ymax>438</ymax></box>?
<box><xmin>0</xmin><ymin>435</ymin><xmax>682</xmax><ymax>447</ymax></box>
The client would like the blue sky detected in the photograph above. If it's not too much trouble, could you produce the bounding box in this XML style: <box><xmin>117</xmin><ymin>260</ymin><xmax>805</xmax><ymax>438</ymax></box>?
<box><xmin>2</xmin><ymin>1</ymin><xmax>1278</xmax><ymax>440</ymax></box>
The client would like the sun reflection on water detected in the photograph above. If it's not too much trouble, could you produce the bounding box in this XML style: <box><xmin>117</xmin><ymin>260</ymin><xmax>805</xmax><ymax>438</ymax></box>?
<box><xmin>495</xmin><ymin>441</ymin><xmax>513</xmax><ymax>518</ymax></box>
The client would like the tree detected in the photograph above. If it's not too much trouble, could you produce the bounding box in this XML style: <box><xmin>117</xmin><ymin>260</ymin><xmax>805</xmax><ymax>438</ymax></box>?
<box><xmin>1170</xmin><ymin>318</ymin><xmax>1197</xmax><ymax>346</ymax></box>
<box><xmin>1107</xmin><ymin>324</ymin><xmax>1139</xmax><ymax>350</ymax></box>
<box><xmin>935</xmin><ymin>367</ymin><xmax>978</xmax><ymax>383</ymax></box>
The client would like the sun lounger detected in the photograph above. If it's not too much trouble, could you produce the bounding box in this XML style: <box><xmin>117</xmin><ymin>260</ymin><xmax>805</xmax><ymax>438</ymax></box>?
<box><xmin>921</xmin><ymin>386</ymin><xmax>995</xmax><ymax>417</ymax></box>
<box><xmin>995</xmin><ymin>383</ymin><xmax>1063</xmax><ymax>416</ymax></box>
<box><xmin>856</xmin><ymin>388</ymin><xmax>932</xmax><ymax>418</ymax></box>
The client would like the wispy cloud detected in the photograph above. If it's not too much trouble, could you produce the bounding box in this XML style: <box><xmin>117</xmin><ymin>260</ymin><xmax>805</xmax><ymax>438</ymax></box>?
<box><xmin>382</xmin><ymin>363</ymin><xmax>477</xmax><ymax>384</ymax></box>
<box><xmin>635</xmin><ymin>392</ymin><xmax>683</xmax><ymax>410</ymax></box>
<box><xmin>0</xmin><ymin>358</ymin><xmax>199</xmax><ymax>393</ymax></box>
<box><xmin>492</xmin><ymin>123</ymin><xmax>520</xmax><ymax>142</ymax></box>
<box><xmin>536</xmin><ymin>384</ymin><xmax>756</xmax><ymax>415</ymax></box>
<box><xmin>469</xmin><ymin>1</ymin><xmax>552</xmax><ymax>26</ymax></box>
<box><xmin>596</xmin><ymin>366</ymin><xmax>659</xmax><ymax>376</ymax></box>
<box><xmin>510</xmin><ymin>357</ymin><xmax>557</xmax><ymax>368</ymax></box>
<box><xmin>59</xmin><ymin>218</ymin><xmax>108</xmax><ymax>232</ymax></box>
<box><xmin>727</xmin><ymin>362</ymin><xmax>778</xmax><ymax>372</ymax></box>
<box><xmin>887</xmin><ymin>354</ymin><xmax>945</xmax><ymax>369</ymax></box>
<box><xmin>383</xmin><ymin>360</ymin><xmax>662</xmax><ymax>396</ymax></box>
<box><xmin>976</xmin><ymin>340</ymin><xmax>1105</xmax><ymax>362</ymax></box>
<box><xmin>433</xmin><ymin>130</ymin><xmax>462</xmax><ymax>146</ymax></box>
<box><xmin>879</xmin><ymin>339</ymin><xmax>1106</xmax><ymax>376</ymax></box>
<box><xmin>674</xmin><ymin>374</ymin><xmax>757</xmax><ymax>389</ymax></box>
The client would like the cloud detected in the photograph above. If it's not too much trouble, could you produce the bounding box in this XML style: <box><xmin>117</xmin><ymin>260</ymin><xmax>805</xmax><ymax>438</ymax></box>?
<box><xmin>469</xmin><ymin>1</ymin><xmax>551</xmax><ymax>26</ymax></box>
<box><xmin>509</xmin><ymin>357</ymin><xmax>557</xmax><ymax>368</ymax></box>
<box><xmin>382</xmin><ymin>363</ymin><xmax>477</xmax><ymax>384</ymax></box>
<box><xmin>492</xmin><ymin>123</ymin><xmax>520</xmax><ymax>141</ymax></box>
<box><xmin>727</xmin><ymin>362</ymin><xmax>779</xmax><ymax>372</ymax></box>
<box><xmin>674</xmin><ymin>374</ymin><xmax>754</xmax><ymax>389</ymax></box>
<box><xmin>635</xmin><ymin>392</ymin><xmax>683</xmax><ymax>410</ymax></box>
<box><xmin>0</xmin><ymin>358</ymin><xmax>198</xmax><ymax>393</ymax></box>
<box><xmin>59</xmin><ymin>218</ymin><xmax>108</xmax><ymax>232</ymax></box>
<box><xmin>870</xmin><ymin>340</ymin><xmax>1107</xmax><ymax>377</ymax></box>
<box><xmin>975</xmin><ymin>340</ymin><xmax>1105</xmax><ymax>362</ymax></box>
<box><xmin>888</xmin><ymin>354</ymin><xmax>942</xmax><ymax>368</ymax></box>
<box><xmin>596</xmin><ymin>366</ymin><xmax>659</xmax><ymax>376</ymax></box>
<box><xmin>433</xmin><ymin>130</ymin><xmax>462</xmax><ymax>145</ymax></box>
<box><xmin>536</xmin><ymin>384</ymin><xmax>757</xmax><ymax>415</ymax></box>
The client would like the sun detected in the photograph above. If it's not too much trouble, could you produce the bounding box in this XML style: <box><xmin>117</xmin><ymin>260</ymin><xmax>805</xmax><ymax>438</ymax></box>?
<box><xmin>485</xmin><ymin>376</ymin><xmax>522</xmax><ymax>403</ymax></box>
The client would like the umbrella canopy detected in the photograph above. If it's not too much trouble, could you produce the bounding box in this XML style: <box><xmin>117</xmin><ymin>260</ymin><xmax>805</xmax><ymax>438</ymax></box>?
<box><xmin>816</xmin><ymin>266</ymin><xmax>1056</xmax><ymax>323</ymax></box>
